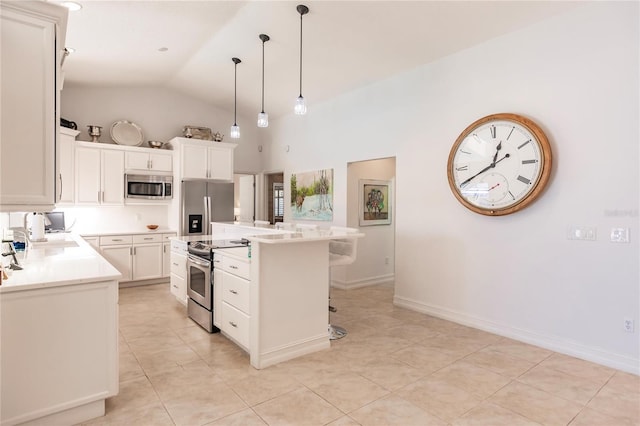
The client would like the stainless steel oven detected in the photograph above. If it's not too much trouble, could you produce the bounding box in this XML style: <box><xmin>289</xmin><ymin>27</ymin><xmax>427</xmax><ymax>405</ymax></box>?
<box><xmin>186</xmin><ymin>253</ymin><xmax>216</xmax><ymax>332</ymax></box>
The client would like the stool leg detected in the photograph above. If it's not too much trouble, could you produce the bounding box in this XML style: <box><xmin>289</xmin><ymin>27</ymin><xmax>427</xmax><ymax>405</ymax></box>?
<box><xmin>328</xmin><ymin>283</ymin><xmax>347</xmax><ymax>340</ymax></box>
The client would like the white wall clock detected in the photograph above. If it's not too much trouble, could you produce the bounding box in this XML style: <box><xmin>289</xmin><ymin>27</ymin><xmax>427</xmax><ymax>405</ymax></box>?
<box><xmin>447</xmin><ymin>113</ymin><xmax>552</xmax><ymax>216</ymax></box>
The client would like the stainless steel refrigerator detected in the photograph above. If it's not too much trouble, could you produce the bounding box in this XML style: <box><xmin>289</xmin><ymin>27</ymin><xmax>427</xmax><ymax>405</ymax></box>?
<box><xmin>181</xmin><ymin>180</ymin><xmax>234</xmax><ymax>236</ymax></box>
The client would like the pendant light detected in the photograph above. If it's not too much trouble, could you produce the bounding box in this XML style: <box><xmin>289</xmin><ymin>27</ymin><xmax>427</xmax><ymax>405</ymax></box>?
<box><xmin>294</xmin><ymin>4</ymin><xmax>309</xmax><ymax>115</ymax></box>
<box><xmin>230</xmin><ymin>57</ymin><xmax>241</xmax><ymax>139</ymax></box>
<box><xmin>257</xmin><ymin>34</ymin><xmax>270</xmax><ymax>128</ymax></box>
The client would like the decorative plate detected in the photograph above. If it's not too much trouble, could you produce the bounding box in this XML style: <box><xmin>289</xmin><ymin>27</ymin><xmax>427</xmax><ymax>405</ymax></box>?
<box><xmin>110</xmin><ymin>120</ymin><xmax>143</xmax><ymax>146</ymax></box>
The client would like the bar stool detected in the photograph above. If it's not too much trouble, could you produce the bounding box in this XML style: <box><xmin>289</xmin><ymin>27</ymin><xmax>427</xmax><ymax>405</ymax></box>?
<box><xmin>275</xmin><ymin>222</ymin><xmax>296</xmax><ymax>231</ymax></box>
<box><xmin>254</xmin><ymin>220</ymin><xmax>270</xmax><ymax>228</ymax></box>
<box><xmin>328</xmin><ymin>226</ymin><xmax>359</xmax><ymax>340</ymax></box>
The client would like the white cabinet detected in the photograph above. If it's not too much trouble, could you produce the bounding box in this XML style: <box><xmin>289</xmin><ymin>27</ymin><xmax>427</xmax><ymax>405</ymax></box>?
<box><xmin>76</xmin><ymin>145</ymin><xmax>124</xmax><ymax>205</ymax></box>
<box><xmin>170</xmin><ymin>239</ymin><xmax>188</xmax><ymax>305</ymax></box>
<box><xmin>131</xmin><ymin>234</ymin><xmax>163</xmax><ymax>280</ymax></box>
<box><xmin>125</xmin><ymin>151</ymin><xmax>172</xmax><ymax>173</ymax></box>
<box><xmin>100</xmin><ymin>235</ymin><xmax>133</xmax><ymax>281</ymax></box>
<box><xmin>216</xmin><ymin>250</ymin><xmax>251</xmax><ymax>350</ymax></box>
<box><xmin>83</xmin><ymin>236</ymin><xmax>99</xmax><ymax>250</ymax></box>
<box><xmin>0</xmin><ymin>2</ymin><xmax>67</xmax><ymax>211</ymax></box>
<box><xmin>98</xmin><ymin>232</ymin><xmax>175</xmax><ymax>283</ymax></box>
<box><xmin>162</xmin><ymin>233</ymin><xmax>175</xmax><ymax>277</ymax></box>
<box><xmin>178</xmin><ymin>139</ymin><xmax>236</xmax><ymax>181</ymax></box>
<box><xmin>57</xmin><ymin>128</ymin><xmax>80</xmax><ymax>204</ymax></box>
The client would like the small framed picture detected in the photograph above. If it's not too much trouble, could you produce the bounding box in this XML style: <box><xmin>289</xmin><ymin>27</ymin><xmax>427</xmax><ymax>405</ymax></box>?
<box><xmin>359</xmin><ymin>179</ymin><xmax>392</xmax><ymax>226</ymax></box>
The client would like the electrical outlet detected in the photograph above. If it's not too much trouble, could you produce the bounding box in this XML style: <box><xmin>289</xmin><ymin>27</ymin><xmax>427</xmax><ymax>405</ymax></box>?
<box><xmin>567</xmin><ymin>226</ymin><xmax>597</xmax><ymax>241</ymax></box>
<box><xmin>611</xmin><ymin>228</ymin><xmax>630</xmax><ymax>243</ymax></box>
<box><xmin>624</xmin><ymin>318</ymin><xmax>634</xmax><ymax>333</ymax></box>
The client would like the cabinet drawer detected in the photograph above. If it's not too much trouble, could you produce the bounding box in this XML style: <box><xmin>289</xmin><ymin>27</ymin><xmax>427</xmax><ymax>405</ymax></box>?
<box><xmin>133</xmin><ymin>234</ymin><xmax>163</xmax><ymax>244</ymax></box>
<box><xmin>222</xmin><ymin>256</ymin><xmax>250</xmax><ymax>280</ymax></box>
<box><xmin>99</xmin><ymin>235</ymin><xmax>132</xmax><ymax>246</ymax></box>
<box><xmin>170</xmin><ymin>252</ymin><xmax>187</xmax><ymax>278</ymax></box>
<box><xmin>221</xmin><ymin>272</ymin><xmax>250</xmax><ymax>314</ymax></box>
<box><xmin>222</xmin><ymin>302</ymin><xmax>249</xmax><ymax>349</ymax></box>
<box><xmin>162</xmin><ymin>232</ymin><xmax>177</xmax><ymax>242</ymax></box>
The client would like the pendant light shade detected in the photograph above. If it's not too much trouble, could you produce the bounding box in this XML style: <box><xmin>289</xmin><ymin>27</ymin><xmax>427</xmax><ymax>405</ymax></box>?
<box><xmin>230</xmin><ymin>57</ymin><xmax>241</xmax><ymax>139</ymax></box>
<box><xmin>257</xmin><ymin>34</ymin><xmax>270</xmax><ymax>128</ymax></box>
<box><xmin>294</xmin><ymin>4</ymin><xmax>309</xmax><ymax>115</ymax></box>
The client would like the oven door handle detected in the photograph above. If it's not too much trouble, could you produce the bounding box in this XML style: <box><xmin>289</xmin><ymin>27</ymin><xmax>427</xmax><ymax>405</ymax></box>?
<box><xmin>188</xmin><ymin>254</ymin><xmax>211</xmax><ymax>268</ymax></box>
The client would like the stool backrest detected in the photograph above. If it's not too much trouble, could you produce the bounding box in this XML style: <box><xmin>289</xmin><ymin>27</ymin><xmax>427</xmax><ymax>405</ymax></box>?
<box><xmin>254</xmin><ymin>220</ymin><xmax>270</xmax><ymax>228</ymax></box>
<box><xmin>329</xmin><ymin>226</ymin><xmax>359</xmax><ymax>265</ymax></box>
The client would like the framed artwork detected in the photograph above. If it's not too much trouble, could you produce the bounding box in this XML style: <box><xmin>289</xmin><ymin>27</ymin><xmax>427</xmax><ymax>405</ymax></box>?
<box><xmin>359</xmin><ymin>179</ymin><xmax>392</xmax><ymax>226</ymax></box>
<box><xmin>290</xmin><ymin>168</ymin><xmax>334</xmax><ymax>221</ymax></box>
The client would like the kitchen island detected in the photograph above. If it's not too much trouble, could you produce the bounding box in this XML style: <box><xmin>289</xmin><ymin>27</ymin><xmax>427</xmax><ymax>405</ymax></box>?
<box><xmin>188</xmin><ymin>224</ymin><xmax>364</xmax><ymax>369</ymax></box>
<box><xmin>0</xmin><ymin>233</ymin><xmax>120</xmax><ymax>426</ymax></box>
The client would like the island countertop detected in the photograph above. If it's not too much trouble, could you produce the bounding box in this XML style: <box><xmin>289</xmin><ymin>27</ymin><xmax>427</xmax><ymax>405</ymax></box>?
<box><xmin>245</xmin><ymin>228</ymin><xmax>364</xmax><ymax>244</ymax></box>
<box><xmin>0</xmin><ymin>233</ymin><xmax>121</xmax><ymax>293</ymax></box>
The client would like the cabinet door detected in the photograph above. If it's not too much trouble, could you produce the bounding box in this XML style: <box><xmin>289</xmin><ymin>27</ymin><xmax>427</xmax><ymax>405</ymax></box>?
<box><xmin>132</xmin><ymin>243</ymin><xmax>163</xmax><ymax>280</ymax></box>
<box><xmin>101</xmin><ymin>150</ymin><xmax>124</xmax><ymax>205</ymax></box>
<box><xmin>75</xmin><ymin>147</ymin><xmax>101</xmax><ymax>205</ymax></box>
<box><xmin>101</xmin><ymin>245</ymin><xmax>132</xmax><ymax>281</ymax></box>
<box><xmin>124</xmin><ymin>152</ymin><xmax>150</xmax><ymax>171</ymax></box>
<box><xmin>181</xmin><ymin>144</ymin><xmax>208</xmax><ymax>179</ymax></box>
<box><xmin>57</xmin><ymin>134</ymin><xmax>75</xmax><ymax>204</ymax></box>
<box><xmin>0</xmin><ymin>5</ymin><xmax>58</xmax><ymax>209</ymax></box>
<box><xmin>83</xmin><ymin>236</ymin><xmax>99</xmax><ymax>250</ymax></box>
<box><xmin>208</xmin><ymin>146</ymin><xmax>234</xmax><ymax>180</ymax></box>
<box><xmin>150</xmin><ymin>153</ymin><xmax>172</xmax><ymax>172</ymax></box>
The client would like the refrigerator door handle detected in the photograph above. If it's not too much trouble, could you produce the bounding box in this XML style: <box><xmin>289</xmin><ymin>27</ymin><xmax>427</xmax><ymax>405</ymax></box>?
<box><xmin>204</xmin><ymin>195</ymin><xmax>212</xmax><ymax>235</ymax></box>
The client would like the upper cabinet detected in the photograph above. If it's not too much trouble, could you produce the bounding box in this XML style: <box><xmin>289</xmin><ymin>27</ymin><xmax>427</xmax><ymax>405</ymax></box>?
<box><xmin>75</xmin><ymin>143</ymin><xmax>124</xmax><ymax>205</ymax></box>
<box><xmin>57</xmin><ymin>128</ymin><xmax>80</xmax><ymax>205</ymax></box>
<box><xmin>0</xmin><ymin>1</ymin><xmax>67</xmax><ymax>211</ymax></box>
<box><xmin>171</xmin><ymin>137</ymin><xmax>236</xmax><ymax>181</ymax></box>
<box><xmin>125</xmin><ymin>151</ymin><xmax>172</xmax><ymax>173</ymax></box>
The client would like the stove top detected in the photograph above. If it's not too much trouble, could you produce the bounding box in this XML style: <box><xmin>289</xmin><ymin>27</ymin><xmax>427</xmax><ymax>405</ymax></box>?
<box><xmin>188</xmin><ymin>238</ymin><xmax>249</xmax><ymax>258</ymax></box>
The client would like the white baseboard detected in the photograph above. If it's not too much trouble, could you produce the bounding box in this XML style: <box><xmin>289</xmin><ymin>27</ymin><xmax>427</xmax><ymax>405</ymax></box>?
<box><xmin>394</xmin><ymin>294</ymin><xmax>639</xmax><ymax>376</ymax></box>
<box><xmin>252</xmin><ymin>333</ymin><xmax>330</xmax><ymax>369</ymax></box>
<box><xmin>332</xmin><ymin>273</ymin><xmax>395</xmax><ymax>290</ymax></box>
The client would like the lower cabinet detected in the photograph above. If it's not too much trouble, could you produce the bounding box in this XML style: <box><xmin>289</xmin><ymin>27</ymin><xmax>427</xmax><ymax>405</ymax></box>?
<box><xmin>215</xmin><ymin>251</ymin><xmax>251</xmax><ymax>351</ymax></box>
<box><xmin>98</xmin><ymin>232</ymin><xmax>175</xmax><ymax>283</ymax></box>
<box><xmin>170</xmin><ymin>249</ymin><xmax>187</xmax><ymax>305</ymax></box>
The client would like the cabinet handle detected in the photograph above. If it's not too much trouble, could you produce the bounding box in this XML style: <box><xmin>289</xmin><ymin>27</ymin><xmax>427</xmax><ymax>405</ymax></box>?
<box><xmin>143</xmin><ymin>237</ymin><xmax>153</xmax><ymax>240</ymax></box>
<box><xmin>229</xmin><ymin>289</ymin><xmax>238</xmax><ymax>294</ymax></box>
<box><xmin>129</xmin><ymin>247</ymin><xmax>133</xmax><ymax>255</ymax></box>
<box><xmin>229</xmin><ymin>265</ymin><xmax>238</xmax><ymax>270</ymax></box>
<box><xmin>113</xmin><ymin>239</ymin><xmax>123</xmax><ymax>242</ymax></box>
<box><xmin>133</xmin><ymin>247</ymin><xmax>136</xmax><ymax>255</ymax></box>
<box><xmin>172</xmin><ymin>284</ymin><xmax>178</xmax><ymax>289</ymax></box>
<box><xmin>149</xmin><ymin>160</ymin><xmax>153</xmax><ymax>169</ymax></box>
<box><xmin>97</xmin><ymin>191</ymin><xmax>101</xmax><ymax>203</ymax></box>
<box><xmin>229</xmin><ymin>321</ymin><xmax>237</xmax><ymax>328</ymax></box>
<box><xmin>59</xmin><ymin>174</ymin><xmax>63</xmax><ymax>201</ymax></box>
<box><xmin>172</xmin><ymin>262</ymin><xmax>179</xmax><ymax>266</ymax></box>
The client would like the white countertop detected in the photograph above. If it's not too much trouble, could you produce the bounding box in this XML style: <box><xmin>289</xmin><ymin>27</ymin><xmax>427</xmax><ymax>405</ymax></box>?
<box><xmin>80</xmin><ymin>228</ymin><xmax>176</xmax><ymax>237</ymax></box>
<box><xmin>245</xmin><ymin>229</ymin><xmax>364</xmax><ymax>244</ymax></box>
<box><xmin>0</xmin><ymin>233</ymin><xmax>121</xmax><ymax>293</ymax></box>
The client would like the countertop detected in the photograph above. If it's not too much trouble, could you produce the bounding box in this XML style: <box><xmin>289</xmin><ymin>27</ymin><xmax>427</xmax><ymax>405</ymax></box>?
<box><xmin>0</xmin><ymin>233</ymin><xmax>121</xmax><ymax>293</ymax></box>
<box><xmin>80</xmin><ymin>228</ymin><xmax>176</xmax><ymax>237</ymax></box>
<box><xmin>245</xmin><ymin>229</ymin><xmax>364</xmax><ymax>244</ymax></box>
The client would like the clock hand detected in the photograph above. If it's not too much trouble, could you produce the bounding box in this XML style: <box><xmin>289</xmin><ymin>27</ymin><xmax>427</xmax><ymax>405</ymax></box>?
<box><xmin>459</xmin><ymin>153</ymin><xmax>511</xmax><ymax>188</ymax></box>
<box><xmin>492</xmin><ymin>141</ymin><xmax>502</xmax><ymax>164</ymax></box>
<box><xmin>489</xmin><ymin>183</ymin><xmax>501</xmax><ymax>191</ymax></box>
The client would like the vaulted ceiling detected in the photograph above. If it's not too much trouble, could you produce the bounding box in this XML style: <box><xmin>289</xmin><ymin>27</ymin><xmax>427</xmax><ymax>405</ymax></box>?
<box><xmin>63</xmin><ymin>1</ymin><xmax>578</xmax><ymax>120</ymax></box>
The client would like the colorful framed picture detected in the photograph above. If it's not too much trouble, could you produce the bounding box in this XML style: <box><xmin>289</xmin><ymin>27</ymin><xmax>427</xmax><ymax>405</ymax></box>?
<box><xmin>290</xmin><ymin>168</ymin><xmax>334</xmax><ymax>221</ymax></box>
<box><xmin>359</xmin><ymin>179</ymin><xmax>392</xmax><ymax>226</ymax></box>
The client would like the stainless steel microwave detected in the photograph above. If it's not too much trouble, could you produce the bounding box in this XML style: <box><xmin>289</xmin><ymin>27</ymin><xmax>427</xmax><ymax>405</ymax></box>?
<box><xmin>125</xmin><ymin>174</ymin><xmax>173</xmax><ymax>200</ymax></box>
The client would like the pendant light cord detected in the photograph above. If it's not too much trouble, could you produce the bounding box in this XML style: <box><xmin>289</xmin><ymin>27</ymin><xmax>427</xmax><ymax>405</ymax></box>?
<box><xmin>299</xmin><ymin>11</ymin><xmax>303</xmax><ymax>97</ymax></box>
<box><xmin>261</xmin><ymin>39</ymin><xmax>265</xmax><ymax>113</ymax></box>
<box><xmin>234</xmin><ymin>60</ymin><xmax>238</xmax><ymax>126</ymax></box>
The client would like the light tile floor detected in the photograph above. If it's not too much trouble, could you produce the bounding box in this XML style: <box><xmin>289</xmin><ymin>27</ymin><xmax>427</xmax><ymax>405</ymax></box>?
<box><xmin>82</xmin><ymin>283</ymin><xmax>639</xmax><ymax>426</ymax></box>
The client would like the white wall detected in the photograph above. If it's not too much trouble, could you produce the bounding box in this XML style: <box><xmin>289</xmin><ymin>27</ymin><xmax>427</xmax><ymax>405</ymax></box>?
<box><xmin>263</xmin><ymin>3</ymin><xmax>639</xmax><ymax>373</ymax></box>
<box><xmin>61</xmin><ymin>85</ymin><xmax>263</xmax><ymax>174</ymax></box>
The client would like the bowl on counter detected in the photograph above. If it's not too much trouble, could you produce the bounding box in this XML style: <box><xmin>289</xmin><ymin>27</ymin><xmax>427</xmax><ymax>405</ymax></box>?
<box><xmin>146</xmin><ymin>224</ymin><xmax>159</xmax><ymax>230</ymax></box>
<box><xmin>147</xmin><ymin>140</ymin><xmax>164</xmax><ymax>149</ymax></box>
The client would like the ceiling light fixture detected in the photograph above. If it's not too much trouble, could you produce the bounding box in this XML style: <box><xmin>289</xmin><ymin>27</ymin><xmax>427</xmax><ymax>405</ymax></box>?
<box><xmin>230</xmin><ymin>57</ymin><xmax>241</xmax><ymax>139</ymax></box>
<box><xmin>294</xmin><ymin>4</ymin><xmax>309</xmax><ymax>115</ymax></box>
<box><xmin>257</xmin><ymin>34</ymin><xmax>270</xmax><ymax>128</ymax></box>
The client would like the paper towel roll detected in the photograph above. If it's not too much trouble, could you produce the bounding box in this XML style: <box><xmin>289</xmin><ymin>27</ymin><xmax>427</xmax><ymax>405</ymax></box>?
<box><xmin>31</xmin><ymin>213</ymin><xmax>45</xmax><ymax>241</ymax></box>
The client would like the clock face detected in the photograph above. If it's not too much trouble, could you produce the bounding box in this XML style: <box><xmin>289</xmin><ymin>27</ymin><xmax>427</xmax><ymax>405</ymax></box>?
<box><xmin>447</xmin><ymin>113</ymin><xmax>552</xmax><ymax>216</ymax></box>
